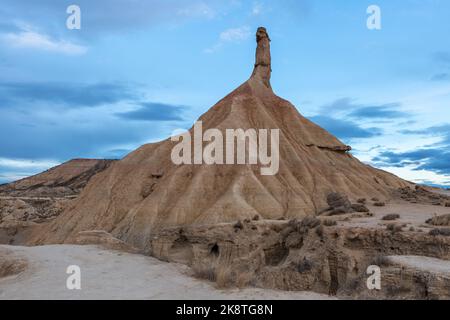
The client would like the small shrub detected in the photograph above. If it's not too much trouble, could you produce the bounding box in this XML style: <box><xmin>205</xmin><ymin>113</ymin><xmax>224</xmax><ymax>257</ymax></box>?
<box><xmin>235</xmin><ymin>271</ymin><xmax>254</xmax><ymax>288</ymax></box>
<box><xmin>371</xmin><ymin>197</ymin><xmax>380</xmax><ymax>202</ymax></box>
<box><xmin>323</xmin><ymin>219</ymin><xmax>337</xmax><ymax>227</ymax></box>
<box><xmin>374</xmin><ymin>202</ymin><xmax>386</xmax><ymax>207</ymax></box>
<box><xmin>252</xmin><ymin>214</ymin><xmax>260</xmax><ymax>221</ymax></box>
<box><xmin>357</xmin><ymin>198</ymin><xmax>367</xmax><ymax>204</ymax></box>
<box><xmin>192</xmin><ymin>263</ymin><xmax>216</xmax><ymax>282</ymax></box>
<box><xmin>382</xmin><ymin>214</ymin><xmax>400</xmax><ymax>221</ymax></box>
<box><xmin>445</xmin><ymin>202</ymin><xmax>450</xmax><ymax>208</ymax></box>
<box><xmin>386</xmin><ymin>224</ymin><xmax>403</xmax><ymax>232</ymax></box>
<box><xmin>215</xmin><ymin>266</ymin><xmax>235</xmax><ymax>289</ymax></box>
<box><xmin>351</xmin><ymin>203</ymin><xmax>369</xmax><ymax>213</ymax></box>
<box><xmin>426</xmin><ymin>214</ymin><xmax>450</xmax><ymax>226</ymax></box>
<box><xmin>429</xmin><ymin>228</ymin><xmax>450</xmax><ymax>237</ymax></box>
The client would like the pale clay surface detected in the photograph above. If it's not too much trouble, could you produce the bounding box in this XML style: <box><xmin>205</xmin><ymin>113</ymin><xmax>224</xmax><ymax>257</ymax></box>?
<box><xmin>0</xmin><ymin>244</ymin><xmax>333</xmax><ymax>300</ymax></box>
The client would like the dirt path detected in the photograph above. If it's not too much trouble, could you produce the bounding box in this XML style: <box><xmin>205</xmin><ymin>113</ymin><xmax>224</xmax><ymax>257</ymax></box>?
<box><xmin>0</xmin><ymin>245</ymin><xmax>333</xmax><ymax>300</ymax></box>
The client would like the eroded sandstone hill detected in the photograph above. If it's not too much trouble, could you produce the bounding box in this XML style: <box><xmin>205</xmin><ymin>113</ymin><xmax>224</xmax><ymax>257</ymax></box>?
<box><xmin>0</xmin><ymin>159</ymin><xmax>115</xmax><ymax>198</ymax></box>
<box><xmin>0</xmin><ymin>159</ymin><xmax>114</xmax><ymax>229</ymax></box>
<box><xmin>30</xmin><ymin>27</ymin><xmax>411</xmax><ymax>248</ymax></box>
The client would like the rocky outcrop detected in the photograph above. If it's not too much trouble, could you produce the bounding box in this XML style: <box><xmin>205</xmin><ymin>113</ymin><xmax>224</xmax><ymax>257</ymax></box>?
<box><xmin>146</xmin><ymin>220</ymin><xmax>450</xmax><ymax>299</ymax></box>
<box><xmin>251</xmin><ymin>27</ymin><xmax>271</xmax><ymax>88</ymax></box>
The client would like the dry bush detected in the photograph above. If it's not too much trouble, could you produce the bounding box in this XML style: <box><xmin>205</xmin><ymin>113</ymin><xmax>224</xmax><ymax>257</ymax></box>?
<box><xmin>323</xmin><ymin>219</ymin><xmax>337</xmax><ymax>227</ymax></box>
<box><xmin>215</xmin><ymin>265</ymin><xmax>235</xmax><ymax>289</ymax></box>
<box><xmin>386</xmin><ymin>224</ymin><xmax>403</xmax><ymax>232</ymax></box>
<box><xmin>191</xmin><ymin>262</ymin><xmax>216</xmax><ymax>282</ymax></box>
<box><xmin>235</xmin><ymin>271</ymin><xmax>255</xmax><ymax>289</ymax></box>
<box><xmin>374</xmin><ymin>202</ymin><xmax>386</xmax><ymax>207</ymax></box>
<box><xmin>192</xmin><ymin>261</ymin><xmax>253</xmax><ymax>289</ymax></box>
<box><xmin>429</xmin><ymin>228</ymin><xmax>450</xmax><ymax>237</ymax></box>
<box><xmin>426</xmin><ymin>214</ymin><xmax>450</xmax><ymax>226</ymax></box>
<box><xmin>382</xmin><ymin>214</ymin><xmax>400</xmax><ymax>221</ymax></box>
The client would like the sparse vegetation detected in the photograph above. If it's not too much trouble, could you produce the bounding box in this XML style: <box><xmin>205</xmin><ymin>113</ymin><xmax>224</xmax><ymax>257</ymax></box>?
<box><xmin>191</xmin><ymin>263</ymin><xmax>217</xmax><ymax>282</ymax></box>
<box><xmin>215</xmin><ymin>265</ymin><xmax>235</xmax><ymax>289</ymax></box>
<box><xmin>429</xmin><ymin>228</ymin><xmax>450</xmax><ymax>237</ymax></box>
<box><xmin>191</xmin><ymin>262</ymin><xmax>252</xmax><ymax>289</ymax></box>
<box><xmin>374</xmin><ymin>202</ymin><xmax>386</xmax><ymax>207</ymax></box>
<box><xmin>323</xmin><ymin>219</ymin><xmax>337</xmax><ymax>227</ymax></box>
<box><xmin>252</xmin><ymin>214</ymin><xmax>260</xmax><ymax>221</ymax></box>
<box><xmin>426</xmin><ymin>214</ymin><xmax>450</xmax><ymax>226</ymax></box>
<box><xmin>357</xmin><ymin>198</ymin><xmax>367</xmax><ymax>204</ymax></box>
<box><xmin>386</xmin><ymin>224</ymin><xmax>403</xmax><ymax>232</ymax></box>
<box><xmin>382</xmin><ymin>214</ymin><xmax>400</xmax><ymax>221</ymax></box>
<box><xmin>351</xmin><ymin>203</ymin><xmax>369</xmax><ymax>213</ymax></box>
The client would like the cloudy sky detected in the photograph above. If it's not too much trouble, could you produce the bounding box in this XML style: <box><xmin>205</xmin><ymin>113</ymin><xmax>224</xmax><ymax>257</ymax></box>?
<box><xmin>1</xmin><ymin>0</ymin><xmax>450</xmax><ymax>187</ymax></box>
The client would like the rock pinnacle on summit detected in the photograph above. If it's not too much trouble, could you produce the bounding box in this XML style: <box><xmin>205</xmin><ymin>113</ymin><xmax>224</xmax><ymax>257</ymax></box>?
<box><xmin>252</xmin><ymin>27</ymin><xmax>272</xmax><ymax>88</ymax></box>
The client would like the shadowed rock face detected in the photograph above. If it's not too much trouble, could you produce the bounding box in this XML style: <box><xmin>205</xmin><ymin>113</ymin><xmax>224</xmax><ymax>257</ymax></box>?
<box><xmin>28</xmin><ymin>28</ymin><xmax>410</xmax><ymax>248</ymax></box>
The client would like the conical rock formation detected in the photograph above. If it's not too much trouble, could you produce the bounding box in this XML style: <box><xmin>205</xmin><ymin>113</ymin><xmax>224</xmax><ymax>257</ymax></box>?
<box><xmin>30</xmin><ymin>28</ymin><xmax>411</xmax><ymax>248</ymax></box>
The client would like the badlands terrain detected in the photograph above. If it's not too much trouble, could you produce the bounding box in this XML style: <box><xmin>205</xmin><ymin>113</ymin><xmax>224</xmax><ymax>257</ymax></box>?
<box><xmin>1</xmin><ymin>27</ymin><xmax>450</xmax><ymax>300</ymax></box>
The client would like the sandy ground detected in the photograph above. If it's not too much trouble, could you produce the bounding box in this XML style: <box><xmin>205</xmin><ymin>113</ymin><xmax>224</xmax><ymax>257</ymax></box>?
<box><xmin>339</xmin><ymin>200</ymin><xmax>450</xmax><ymax>230</ymax></box>
<box><xmin>387</xmin><ymin>255</ymin><xmax>450</xmax><ymax>274</ymax></box>
<box><xmin>0</xmin><ymin>245</ymin><xmax>333</xmax><ymax>300</ymax></box>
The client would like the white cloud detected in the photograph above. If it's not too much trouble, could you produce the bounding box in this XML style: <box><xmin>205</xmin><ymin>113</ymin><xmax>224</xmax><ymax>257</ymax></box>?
<box><xmin>205</xmin><ymin>26</ymin><xmax>251</xmax><ymax>53</ymax></box>
<box><xmin>0</xmin><ymin>158</ymin><xmax>60</xmax><ymax>170</ymax></box>
<box><xmin>219</xmin><ymin>26</ymin><xmax>251</xmax><ymax>42</ymax></box>
<box><xmin>0</xmin><ymin>158</ymin><xmax>60</xmax><ymax>183</ymax></box>
<box><xmin>251</xmin><ymin>2</ymin><xmax>263</xmax><ymax>16</ymax></box>
<box><xmin>1</xmin><ymin>29</ymin><xmax>87</xmax><ymax>55</ymax></box>
<box><xmin>176</xmin><ymin>2</ymin><xmax>216</xmax><ymax>19</ymax></box>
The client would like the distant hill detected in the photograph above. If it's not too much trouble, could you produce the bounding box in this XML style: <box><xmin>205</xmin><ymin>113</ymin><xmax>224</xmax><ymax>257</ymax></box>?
<box><xmin>0</xmin><ymin>159</ymin><xmax>115</xmax><ymax>198</ymax></box>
